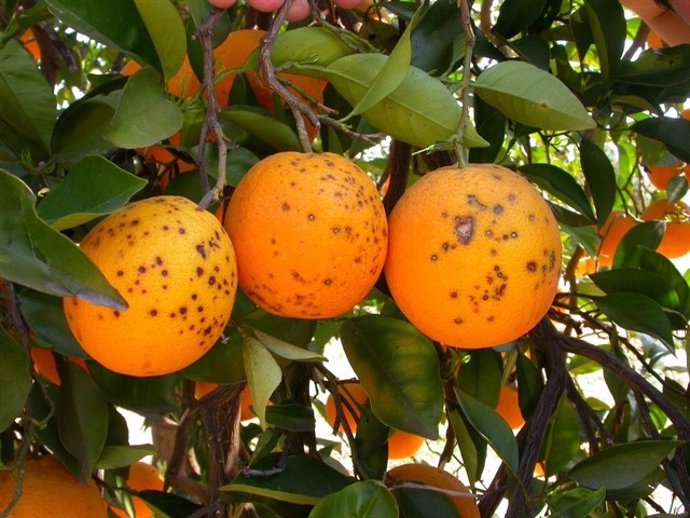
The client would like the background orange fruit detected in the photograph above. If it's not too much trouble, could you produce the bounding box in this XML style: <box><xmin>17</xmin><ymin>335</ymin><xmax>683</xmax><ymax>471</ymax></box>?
<box><xmin>0</xmin><ymin>455</ymin><xmax>107</xmax><ymax>518</ymax></box>
<box><xmin>63</xmin><ymin>196</ymin><xmax>238</xmax><ymax>377</ymax></box>
<box><xmin>385</xmin><ymin>164</ymin><xmax>562</xmax><ymax>349</ymax></box>
<box><xmin>31</xmin><ymin>348</ymin><xmax>88</xmax><ymax>385</ymax></box>
<box><xmin>645</xmin><ymin>162</ymin><xmax>685</xmax><ymax>190</ymax></box>
<box><xmin>225</xmin><ymin>152</ymin><xmax>388</xmax><ymax>319</ymax></box>
<box><xmin>324</xmin><ymin>382</ymin><xmax>424</xmax><ymax>460</ymax></box>
<box><xmin>597</xmin><ymin>211</ymin><xmax>638</xmax><ymax>268</ymax></box>
<box><xmin>495</xmin><ymin>385</ymin><xmax>525</xmax><ymax>430</ymax></box>
<box><xmin>110</xmin><ymin>462</ymin><xmax>164</xmax><ymax>518</ymax></box>
<box><xmin>19</xmin><ymin>29</ymin><xmax>41</xmax><ymax>61</ymax></box>
<box><xmin>642</xmin><ymin>199</ymin><xmax>690</xmax><ymax>258</ymax></box>
<box><xmin>385</xmin><ymin>463</ymin><xmax>480</xmax><ymax>518</ymax></box>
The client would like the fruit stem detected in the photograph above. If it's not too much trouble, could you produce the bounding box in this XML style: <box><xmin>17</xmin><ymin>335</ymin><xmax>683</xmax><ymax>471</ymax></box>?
<box><xmin>456</xmin><ymin>0</ymin><xmax>475</xmax><ymax>167</ymax></box>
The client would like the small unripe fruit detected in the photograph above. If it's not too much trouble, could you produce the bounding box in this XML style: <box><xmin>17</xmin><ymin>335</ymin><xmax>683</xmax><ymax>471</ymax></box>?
<box><xmin>247</xmin><ymin>0</ymin><xmax>285</xmax><ymax>12</ymax></box>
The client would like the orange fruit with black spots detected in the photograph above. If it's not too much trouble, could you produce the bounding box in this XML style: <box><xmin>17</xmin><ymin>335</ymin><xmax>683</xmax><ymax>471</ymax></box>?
<box><xmin>224</xmin><ymin>152</ymin><xmax>387</xmax><ymax>319</ymax></box>
<box><xmin>385</xmin><ymin>463</ymin><xmax>480</xmax><ymax>518</ymax></box>
<box><xmin>63</xmin><ymin>196</ymin><xmax>238</xmax><ymax>377</ymax></box>
<box><xmin>0</xmin><ymin>456</ymin><xmax>108</xmax><ymax>518</ymax></box>
<box><xmin>385</xmin><ymin>164</ymin><xmax>561</xmax><ymax>349</ymax></box>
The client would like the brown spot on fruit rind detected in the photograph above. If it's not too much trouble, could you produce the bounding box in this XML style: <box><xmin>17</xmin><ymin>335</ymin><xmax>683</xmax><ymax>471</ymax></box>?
<box><xmin>454</xmin><ymin>216</ymin><xmax>474</xmax><ymax>245</ymax></box>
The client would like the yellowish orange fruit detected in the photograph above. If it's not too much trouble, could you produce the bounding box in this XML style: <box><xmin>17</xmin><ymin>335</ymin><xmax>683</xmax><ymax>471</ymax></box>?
<box><xmin>574</xmin><ymin>255</ymin><xmax>598</xmax><ymax>278</ymax></box>
<box><xmin>324</xmin><ymin>382</ymin><xmax>424</xmax><ymax>460</ymax></box>
<box><xmin>646</xmin><ymin>30</ymin><xmax>665</xmax><ymax>49</ymax></box>
<box><xmin>0</xmin><ymin>456</ymin><xmax>107</xmax><ymax>518</ymax></box>
<box><xmin>19</xmin><ymin>29</ymin><xmax>40</xmax><ymax>61</ymax></box>
<box><xmin>385</xmin><ymin>164</ymin><xmax>561</xmax><ymax>349</ymax></box>
<box><xmin>385</xmin><ymin>463</ymin><xmax>480</xmax><ymax>518</ymax></box>
<box><xmin>597</xmin><ymin>211</ymin><xmax>638</xmax><ymax>268</ymax></box>
<box><xmin>645</xmin><ymin>162</ymin><xmax>685</xmax><ymax>190</ymax></box>
<box><xmin>31</xmin><ymin>348</ymin><xmax>88</xmax><ymax>385</ymax></box>
<box><xmin>63</xmin><ymin>196</ymin><xmax>238</xmax><ymax>377</ymax></box>
<box><xmin>110</xmin><ymin>462</ymin><xmax>164</xmax><ymax>518</ymax></box>
<box><xmin>495</xmin><ymin>385</ymin><xmax>525</xmax><ymax>430</ymax></box>
<box><xmin>225</xmin><ymin>152</ymin><xmax>388</xmax><ymax>319</ymax></box>
<box><xmin>642</xmin><ymin>199</ymin><xmax>690</xmax><ymax>258</ymax></box>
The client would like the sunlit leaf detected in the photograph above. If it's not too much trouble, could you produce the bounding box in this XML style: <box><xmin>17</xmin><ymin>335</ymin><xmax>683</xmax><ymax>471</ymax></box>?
<box><xmin>548</xmin><ymin>487</ymin><xmax>606</xmax><ymax>518</ymax></box>
<box><xmin>309</xmin><ymin>480</ymin><xmax>397</xmax><ymax>518</ymax></box>
<box><xmin>95</xmin><ymin>444</ymin><xmax>156</xmax><ymax>469</ymax></box>
<box><xmin>580</xmin><ymin>139</ymin><xmax>617</xmax><ymax>226</ymax></box>
<box><xmin>243</xmin><ymin>335</ymin><xmax>282</xmax><ymax>428</ymax></box>
<box><xmin>133</xmin><ymin>0</ymin><xmax>186</xmax><ymax>81</ymax></box>
<box><xmin>220</xmin><ymin>106</ymin><xmax>301</xmax><ymax>152</ymax></box>
<box><xmin>253</xmin><ymin>329</ymin><xmax>325</xmax><ymax>362</ymax></box>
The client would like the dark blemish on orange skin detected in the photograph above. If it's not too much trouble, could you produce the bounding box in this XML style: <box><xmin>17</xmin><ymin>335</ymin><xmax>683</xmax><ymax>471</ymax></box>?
<box><xmin>282</xmin><ymin>202</ymin><xmax>290</xmax><ymax>211</ymax></box>
<box><xmin>197</xmin><ymin>267</ymin><xmax>204</xmax><ymax>277</ymax></box>
<box><xmin>138</xmin><ymin>266</ymin><xmax>146</xmax><ymax>274</ymax></box>
<box><xmin>487</xmin><ymin>316</ymin><xmax>495</xmax><ymax>322</ymax></box>
<box><xmin>208</xmin><ymin>276</ymin><xmax>216</xmax><ymax>286</ymax></box>
<box><xmin>150</xmin><ymin>309</ymin><xmax>158</xmax><ymax>317</ymax></box>
<box><xmin>192</xmin><ymin>294</ymin><xmax>198</xmax><ymax>300</ymax></box>
<box><xmin>307</xmin><ymin>214</ymin><xmax>316</xmax><ymax>221</ymax></box>
<box><xmin>527</xmin><ymin>261</ymin><xmax>538</xmax><ymax>272</ymax></box>
<box><xmin>196</xmin><ymin>245</ymin><xmax>207</xmax><ymax>259</ymax></box>
<box><xmin>178</xmin><ymin>228</ymin><xmax>186</xmax><ymax>235</ymax></box>
<box><xmin>454</xmin><ymin>216</ymin><xmax>474</xmax><ymax>245</ymax></box>
<box><xmin>493</xmin><ymin>205</ymin><xmax>504</xmax><ymax>215</ymax></box>
<box><xmin>116</xmin><ymin>270</ymin><xmax>124</xmax><ymax>277</ymax></box>
<box><xmin>113</xmin><ymin>311</ymin><xmax>121</xmax><ymax>318</ymax></box>
<box><xmin>450</xmin><ymin>291</ymin><xmax>458</xmax><ymax>299</ymax></box>
<box><xmin>324</xmin><ymin>278</ymin><xmax>332</xmax><ymax>286</ymax></box>
<box><xmin>161</xmin><ymin>270</ymin><xmax>169</xmax><ymax>277</ymax></box>
<box><xmin>454</xmin><ymin>317</ymin><xmax>464</xmax><ymax>324</ymax></box>
<box><xmin>430</xmin><ymin>254</ymin><xmax>438</xmax><ymax>261</ymax></box>
<box><xmin>508</xmin><ymin>194</ymin><xmax>517</xmax><ymax>203</ymax></box>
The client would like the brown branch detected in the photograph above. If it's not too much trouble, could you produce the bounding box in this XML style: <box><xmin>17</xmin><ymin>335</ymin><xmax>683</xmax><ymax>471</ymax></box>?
<box><xmin>565</xmin><ymin>375</ymin><xmax>609</xmax><ymax>453</ymax></box>
<box><xmin>623</xmin><ymin>21</ymin><xmax>650</xmax><ymax>61</ymax></box>
<box><xmin>382</xmin><ymin>140</ymin><xmax>412</xmax><ymax>215</ymax></box>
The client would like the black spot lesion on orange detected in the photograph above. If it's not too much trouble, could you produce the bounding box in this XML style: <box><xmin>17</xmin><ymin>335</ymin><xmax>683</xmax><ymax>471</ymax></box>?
<box><xmin>526</xmin><ymin>261</ymin><xmax>538</xmax><ymax>272</ymax></box>
<box><xmin>454</xmin><ymin>215</ymin><xmax>475</xmax><ymax>245</ymax></box>
<box><xmin>196</xmin><ymin>244</ymin><xmax>207</xmax><ymax>259</ymax></box>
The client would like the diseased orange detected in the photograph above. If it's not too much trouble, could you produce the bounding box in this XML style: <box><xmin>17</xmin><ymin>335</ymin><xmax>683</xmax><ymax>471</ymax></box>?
<box><xmin>325</xmin><ymin>383</ymin><xmax>424</xmax><ymax>460</ymax></box>
<box><xmin>0</xmin><ymin>455</ymin><xmax>107</xmax><ymax>518</ymax></box>
<box><xmin>645</xmin><ymin>162</ymin><xmax>685</xmax><ymax>190</ymax></box>
<box><xmin>385</xmin><ymin>164</ymin><xmax>561</xmax><ymax>349</ymax></box>
<box><xmin>110</xmin><ymin>462</ymin><xmax>164</xmax><ymax>518</ymax></box>
<box><xmin>385</xmin><ymin>463</ymin><xmax>480</xmax><ymax>518</ymax></box>
<box><xmin>495</xmin><ymin>385</ymin><xmax>525</xmax><ymax>430</ymax></box>
<box><xmin>225</xmin><ymin>152</ymin><xmax>388</xmax><ymax>319</ymax></box>
<box><xmin>63</xmin><ymin>196</ymin><xmax>238</xmax><ymax>377</ymax></box>
<box><xmin>597</xmin><ymin>211</ymin><xmax>638</xmax><ymax>268</ymax></box>
<box><xmin>31</xmin><ymin>348</ymin><xmax>88</xmax><ymax>385</ymax></box>
<box><xmin>641</xmin><ymin>199</ymin><xmax>690</xmax><ymax>258</ymax></box>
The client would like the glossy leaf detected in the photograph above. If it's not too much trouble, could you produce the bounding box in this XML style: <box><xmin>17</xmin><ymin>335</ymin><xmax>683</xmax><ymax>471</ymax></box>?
<box><xmin>582</xmin><ymin>0</ymin><xmax>625</xmax><ymax>80</ymax></box>
<box><xmin>456</xmin><ymin>349</ymin><xmax>502</xmax><ymax>408</ymax></box>
<box><xmin>613</xmin><ymin>221</ymin><xmax>664</xmax><ymax>269</ymax></box>
<box><xmin>340</xmin><ymin>315</ymin><xmax>444</xmax><ymax>439</ymax></box>
<box><xmin>265</xmin><ymin>403</ymin><xmax>315</xmax><ymax>432</ymax></box>
<box><xmin>515</xmin><ymin>352</ymin><xmax>543</xmax><ymax>419</ymax></box>
<box><xmin>106</xmin><ymin>68</ymin><xmax>182</xmax><ymax>148</ymax></box>
<box><xmin>253</xmin><ymin>329</ymin><xmax>325</xmax><ymax>363</ymax></box>
<box><xmin>95</xmin><ymin>444</ymin><xmax>156</xmax><ymax>469</ymax></box>
<box><xmin>590</xmin><ymin>269</ymin><xmax>681</xmax><ymax>313</ymax></box>
<box><xmin>542</xmin><ymin>395</ymin><xmax>581</xmax><ymax>476</ymax></box>
<box><xmin>0</xmin><ymin>170</ymin><xmax>126</xmax><ymax>309</ymax></box>
<box><xmin>328</xmin><ymin>53</ymin><xmax>483</xmax><ymax>149</ymax></box>
<box><xmin>494</xmin><ymin>0</ymin><xmax>546</xmax><ymax>39</ymax></box>
<box><xmin>0</xmin><ymin>40</ymin><xmax>56</xmax><ymax>160</ymax></box>
<box><xmin>137</xmin><ymin>491</ymin><xmax>202</xmax><ymax>518</ymax></box>
<box><xmin>240</xmin><ymin>310</ymin><xmax>317</xmax><ymax>349</ymax></box>
<box><xmin>474</xmin><ymin>60</ymin><xmax>595</xmax><ymax>131</ymax></box>
<box><xmin>18</xmin><ymin>291</ymin><xmax>85</xmax><ymax>357</ymax></box>
<box><xmin>183</xmin><ymin>330</ymin><xmax>246</xmax><ymax>384</ymax></box>
<box><xmin>37</xmin><ymin>156</ymin><xmax>147</xmax><ymax>230</ymax></box>
<box><xmin>220</xmin><ymin>107</ymin><xmax>301</xmax><ymax>152</ymax></box>
<box><xmin>455</xmin><ymin>389</ymin><xmax>519</xmax><ymax>476</ymax></box>
<box><xmin>222</xmin><ymin>453</ymin><xmax>352</xmax><ymax>505</ymax></box>
<box><xmin>353</xmin><ymin>406</ymin><xmax>390</xmax><ymax>480</ymax></box>
<box><xmin>0</xmin><ymin>327</ymin><xmax>31</xmax><ymax>432</ymax></box>
<box><xmin>410</xmin><ymin>0</ymin><xmax>465</xmax><ymax>76</ymax></box>
<box><xmin>595</xmin><ymin>292</ymin><xmax>674</xmax><ymax>351</ymax></box>
<box><xmin>243</xmin><ymin>336</ymin><xmax>282</xmax><ymax>428</ymax></box>
<box><xmin>46</xmin><ymin>0</ymin><xmax>161</xmax><ymax>72</ymax></box>
<box><xmin>580</xmin><ymin>139</ymin><xmax>617</xmax><ymax>226</ymax></box>
<box><xmin>548</xmin><ymin>487</ymin><xmax>606</xmax><ymax>518</ymax></box>
<box><xmin>309</xmin><ymin>480</ymin><xmax>397</xmax><ymax>518</ymax></box>
<box><xmin>638</xmin><ymin>249</ymin><xmax>690</xmax><ymax>318</ymax></box>
<box><xmin>519</xmin><ymin>163</ymin><xmax>595</xmax><ymax>221</ymax></box>
<box><xmin>631</xmin><ymin>117</ymin><xmax>690</xmax><ymax>163</ymax></box>
<box><xmin>568</xmin><ymin>440</ymin><xmax>681</xmax><ymax>490</ymax></box>
<box><xmin>615</xmin><ymin>46</ymin><xmax>690</xmax><ymax>86</ymax></box>
<box><xmin>133</xmin><ymin>0</ymin><xmax>186</xmax><ymax>81</ymax></box>
<box><xmin>449</xmin><ymin>409</ymin><xmax>483</xmax><ymax>485</ymax></box>
<box><xmin>57</xmin><ymin>362</ymin><xmax>109</xmax><ymax>480</ymax></box>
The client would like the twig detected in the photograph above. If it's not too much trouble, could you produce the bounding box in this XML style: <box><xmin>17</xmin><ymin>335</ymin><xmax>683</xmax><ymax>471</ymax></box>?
<box><xmin>565</xmin><ymin>375</ymin><xmax>609</xmax><ymax>453</ymax></box>
<box><xmin>381</xmin><ymin>140</ymin><xmax>411</xmax><ymax>215</ymax></box>
<box><xmin>622</xmin><ymin>21</ymin><xmax>650</xmax><ymax>61</ymax></box>
<box><xmin>456</xmin><ymin>0</ymin><xmax>475</xmax><ymax>166</ymax></box>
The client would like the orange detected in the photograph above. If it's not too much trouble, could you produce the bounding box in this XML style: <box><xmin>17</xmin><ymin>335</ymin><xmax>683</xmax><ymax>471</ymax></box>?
<box><xmin>193</xmin><ymin>384</ymin><xmax>257</xmax><ymax>421</ymax></box>
<box><xmin>645</xmin><ymin>162</ymin><xmax>684</xmax><ymax>190</ymax></box>
<box><xmin>63</xmin><ymin>196</ymin><xmax>238</xmax><ymax>377</ymax></box>
<box><xmin>385</xmin><ymin>463</ymin><xmax>480</xmax><ymax>518</ymax></box>
<box><xmin>641</xmin><ymin>199</ymin><xmax>690</xmax><ymax>258</ymax></box>
<box><xmin>121</xmin><ymin>58</ymin><xmax>201</xmax><ymax>100</ymax></box>
<box><xmin>225</xmin><ymin>152</ymin><xmax>388</xmax><ymax>319</ymax></box>
<box><xmin>574</xmin><ymin>255</ymin><xmax>597</xmax><ymax>278</ymax></box>
<box><xmin>646</xmin><ymin>30</ymin><xmax>665</xmax><ymax>49</ymax></box>
<box><xmin>681</xmin><ymin>109</ymin><xmax>690</xmax><ymax>121</ymax></box>
<box><xmin>31</xmin><ymin>348</ymin><xmax>88</xmax><ymax>385</ymax></box>
<box><xmin>385</xmin><ymin>164</ymin><xmax>562</xmax><ymax>349</ymax></box>
<box><xmin>19</xmin><ymin>29</ymin><xmax>40</xmax><ymax>61</ymax></box>
<box><xmin>597</xmin><ymin>211</ymin><xmax>637</xmax><ymax>268</ymax></box>
<box><xmin>110</xmin><ymin>462</ymin><xmax>163</xmax><ymax>518</ymax></box>
<box><xmin>495</xmin><ymin>385</ymin><xmax>525</xmax><ymax>430</ymax></box>
<box><xmin>0</xmin><ymin>455</ymin><xmax>107</xmax><ymax>518</ymax></box>
<box><xmin>324</xmin><ymin>383</ymin><xmax>424</xmax><ymax>460</ymax></box>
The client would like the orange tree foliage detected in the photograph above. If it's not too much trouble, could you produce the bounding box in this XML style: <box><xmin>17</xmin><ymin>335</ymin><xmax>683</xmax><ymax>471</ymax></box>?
<box><xmin>1</xmin><ymin>1</ymin><xmax>690</xmax><ymax>518</ymax></box>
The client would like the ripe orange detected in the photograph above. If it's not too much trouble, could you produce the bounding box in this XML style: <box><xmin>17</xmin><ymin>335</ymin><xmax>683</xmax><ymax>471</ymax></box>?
<box><xmin>19</xmin><ymin>29</ymin><xmax>40</xmax><ymax>61</ymax></box>
<box><xmin>225</xmin><ymin>152</ymin><xmax>388</xmax><ymax>319</ymax></box>
<box><xmin>645</xmin><ymin>162</ymin><xmax>684</xmax><ymax>190</ymax></box>
<box><xmin>681</xmin><ymin>109</ymin><xmax>690</xmax><ymax>121</ymax></box>
<box><xmin>574</xmin><ymin>255</ymin><xmax>598</xmax><ymax>278</ymax></box>
<box><xmin>0</xmin><ymin>455</ymin><xmax>108</xmax><ymax>518</ymax></box>
<box><xmin>646</xmin><ymin>30</ymin><xmax>665</xmax><ymax>49</ymax></box>
<box><xmin>495</xmin><ymin>385</ymin><xmax>525</xmax><ymax>430</ymax></box>
<box><xmin>597</xmin><ymin>211</ymin><xmax>638</xmax><ymax>268</ymax></box>
<box><xmin>31</xmin><ymin>348</ymin><xmax>88</xmax><ymax>385</ymax></box>
<box><xmin>110</xmin><ymin>462</ymin><xmax>164</xmax><ymax>518</ymax></box>
<box><xmin>385</xmin><ymin>164</ymin><xmax>561</xmax><ymax>349</ymax></box>
<box><xmin>385</xmin><ymin>464</ymin><xmax>480</xmax><ymax>518</ymax></box>
<box><xmin>63</xmin><ymin>196</ymin><xmax>238</xmax><ymax>377</ymax></box>
<box><xmin>324</xmin><ymin>383</ymin><xmax>424</xmax><ymax>460</ymax></box>
<box><xmin>641</xmin><ymin>199</ymin><xmax>690</xmax><ymax>258</ymax></box>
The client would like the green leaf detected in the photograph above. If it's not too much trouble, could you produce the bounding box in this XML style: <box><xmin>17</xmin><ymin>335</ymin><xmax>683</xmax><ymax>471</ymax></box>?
<box><xmin>265</xmin><ymin>403</ymin><xmax>315</xmax><ymax>432</ymax></box>
<box><xmin>474</xmin><ymin>60</ymin><xmax>595</xmax><ymax>131</ymax></box>
<box><xmin>243</xmin><ymin>336</ymin><xmax>282</xmax><ymax>429</ymax></box>
<box><xmin>638</xmin><ymin>249</ymin><xmax>690</xmax><ymax>318</ymax></box>
<box><xmin>596</xmin><ymin>292</ymin><xmax>675</xmax><ymax>351</ymax></box>
<box><xmin>220</xmin><ymin>106</ymin><xmax>301</xmax><ymax>152</ymax></box>
<box><xmin>183</xmin><ymin>330</ymin><xmax>246</xmax><ymax>384</ymax></box>
<box><xmin>57</xmin><ymin>362</ymin><xmax>109</xmax><ymax>481</ymax></box>
<box><xmin>222</xmin><ymin>453</ymin><xmax>352</xmax><ymax>505</ymax></box>
<box><xmin>95</xmin><ymin>444</ymin><xmax>156</xmax><ymax>469</ymax></box>
<box><xmin>515</xmin><ymin>352</ymin><xmax>543</xmax><ymax>419</ymax></box>
<box><xmin>253</xmin><ymin>329</ymin><xmax>325</xmax><ymax>362</ymax></box>
<box><xmin>18</xmin><ymin>291</ymin><xmax>85</xmax><ymax>357</ymax></box>
<box><xmin>449</xmin><ymin>409</ymin><xmax>483</xmax><ymax>485</ymax></box>
<box><xmin>137</xmin><ymin>491</ymin><xmax>202</xmax><ymax>518</ymax></box>
<box><xmin>410</xmin><ymin>0</ymin><xmax>465</xmax><ymax>76</ymax></box>
<box><xmin>0</xmin><ymin>327</ymin><xmax>31</xmax><ymax>432</ymax></box>
<box><xmin>613</xmin><ymin>221</ymin><xmax>664</xmax><ymax>269</ymax></box>
<box><xmin>542</xmin><ymin>395</ymin><xmax>581</xmax><ymax>476</ymax></box>
<box><xmin>340</xmin><ymin>315</ymin><xmax>444</xmax><ymax>439</ymax></box>
<box><xmin>309</xmin><ymin>480</ymin><xmax>397</xmax><ymax>518</ymax></box>
<box><xmin>0</xmin><ymin>170</ymin><xmax>126</xmax><ymax>309</ymax></box>
<box><xmin>494</xmin><ymin>0</ymin><xmax>547</xmax><ymax>39</ymax></box>
<box><xmin>631</xmin><ymin>117</ymin><xmax>690</xmax><ymax>163</ymax></box>
<box><xmin>133</xmin><ymin>0</ymin><xmax>186</xmax><ymax>82</ymax></box>
<box><xmin>240</xmin><ymin>310</ymin><xmax>317</xmax><ymax>348</ymax></box>
<box><xmin>580</xmin><ymin>139</ymin><xmax>617</xmax><ymax>227</ymax></box>
<box><xmin>328</xmin><ymin>53</ymin><xmax>477</xmax><ymax>149</ymax></box>
<box><xmin>590</xmin><ymin>269</ymin><xmax>681</xmax><ymax>313</ymax></box>
<box><xmin>0</xmin><ymin>40</ymin><xmax>56</xmax><ymax>160</ymax></box>
<box><xmin>106</xmin><ymin>68</ymin><xmax>182</xmax><ymax>148</ymax></box>
<box><xmin>582</xmin><ymin>0</ymin><xmax>625</xmax><ymax>81</ymax></box>
<box><xmin>46</xmin><ymin>0</ymin><xmax>162</xmax><ymax>73</ymax></box>
<box><xmin>455</xmin><ymin>389</ymin><xmax>519</xmax><ymax>476</ymax></box>
<box><xmin>615</xmin><ymin>46</ymin><xmax>690</xmax><ymax>86</ymax></box>
<box><xmin>37</xmin><ymin>156</ymin><xmax>147</xmax><ymax>230</ymax></box>
<box><xmin>548</xmin><ymin>487</ymin><xmax>606</xmax><ymax>518</ymax></box>
<box><xmin>456</xmin><ymin>349</ymin><xmax>502</xmax><ymax>408</ymax></box>
<box><xmin>568</xmin><ymin>440</ymin><xmax>681</xmax><ymax>490</ymax></box>
<box><xmin>518</xmin><ymin>163</ymin><xmax>595</xmax><ymax>221</ymax></box>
